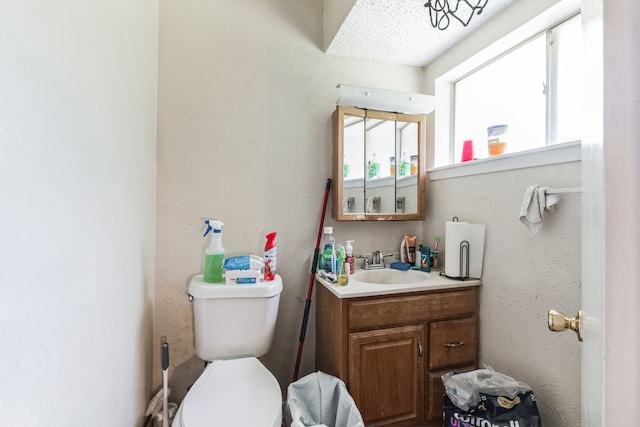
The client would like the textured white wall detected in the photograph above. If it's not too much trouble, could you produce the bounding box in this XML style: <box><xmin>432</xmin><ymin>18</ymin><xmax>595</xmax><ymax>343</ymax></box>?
<box><xmin>0</xmin><ymin>1</ymin><xmax>158</xmax><ymax>426</ymax></box>
<box><xmin>423</xmin><ymin>0</ymin><xmax>581</xmax><ymax>424</ymax></box>
<box><xmin>423</xmin><ymin>165</ymin><xmax>582</xmax><ymax>425</ymax></box>
<box><xmin>155</xmin><ymin>0</ymin><xmax>427</xmax><ymax>401</ymax></box>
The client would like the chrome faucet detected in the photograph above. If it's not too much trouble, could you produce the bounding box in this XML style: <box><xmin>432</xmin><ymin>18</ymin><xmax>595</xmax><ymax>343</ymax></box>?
<box><xmin>364</xmin><ymin>251</ymin><xmax>395</xmax><ymax>269</ymax></box>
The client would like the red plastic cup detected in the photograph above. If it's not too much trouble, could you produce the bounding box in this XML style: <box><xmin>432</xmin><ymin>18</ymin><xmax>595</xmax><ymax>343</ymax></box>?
<box><xmin>461</xmin><ymin>140</ymin><xmax>474</xmax><ymax>162</ymax></box>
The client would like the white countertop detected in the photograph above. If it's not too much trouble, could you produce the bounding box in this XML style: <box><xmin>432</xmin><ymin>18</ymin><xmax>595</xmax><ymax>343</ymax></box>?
<box><xmin>316</xmin><ymin>268</ymin><xmax>481</xmax><ymax>298</ymax></box>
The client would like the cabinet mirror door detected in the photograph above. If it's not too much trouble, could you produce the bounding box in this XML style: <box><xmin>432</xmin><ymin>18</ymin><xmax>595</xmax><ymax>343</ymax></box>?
<box><xmin>334</xmin><ymin>106</ymin><xmax>425</xmax><ymax>221</ymax></box>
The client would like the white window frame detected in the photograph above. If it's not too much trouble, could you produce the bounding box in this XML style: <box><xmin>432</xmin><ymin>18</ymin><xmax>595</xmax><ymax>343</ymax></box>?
<box><xmin>429</xmin><ymin>0</ymin><xmax>582</xmax><ymax>181</ymax></box>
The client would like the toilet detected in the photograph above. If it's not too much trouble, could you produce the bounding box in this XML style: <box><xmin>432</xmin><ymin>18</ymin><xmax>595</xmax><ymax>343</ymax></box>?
<box><xmin>172</xmin><ymin>274</ymin><xmax>284</xmax><ymax>427</ymax></box>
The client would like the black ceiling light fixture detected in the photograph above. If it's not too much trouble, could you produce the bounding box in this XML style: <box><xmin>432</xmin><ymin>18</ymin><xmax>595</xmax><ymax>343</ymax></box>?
<box><xmin>424</xmin><ymin>0</ymin><xmax>488</xmax><ymax>30</ymax></box>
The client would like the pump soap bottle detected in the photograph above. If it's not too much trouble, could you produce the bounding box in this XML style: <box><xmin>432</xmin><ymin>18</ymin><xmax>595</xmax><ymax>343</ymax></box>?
<box><xmin>203</xmin><ymin>220</ymin><xmax>225</xmax><ymax>283</ymax></box>
<box><xmin>345</xmin><ymin>240</ymin><xmax>355</xmax><ymax>274</ymax></box>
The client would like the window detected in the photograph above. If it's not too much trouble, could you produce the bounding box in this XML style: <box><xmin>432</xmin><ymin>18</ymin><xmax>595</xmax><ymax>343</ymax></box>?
<box><xmin>433</xmin><ymin>9</ymin><xmax>583</xmax><ymax>173</ymax></box>
<box><xmin>453</xmin><ymin>34</ymin><xmax>547</xmax><ymax>160</ymax></box>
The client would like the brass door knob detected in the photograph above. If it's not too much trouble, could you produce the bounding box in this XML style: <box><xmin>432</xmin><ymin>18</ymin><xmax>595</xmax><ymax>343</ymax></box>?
<box><xmin>548</xmin><ymin>309</ymin><xmax>583</xmax><ymax>341</ymax></box>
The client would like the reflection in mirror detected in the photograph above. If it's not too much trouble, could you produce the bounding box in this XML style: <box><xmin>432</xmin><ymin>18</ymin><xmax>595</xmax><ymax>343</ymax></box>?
<box><xmin>335</xmin><ymin>106</ymin><xmax>426</xmax><ymax>221</ymax></box>
<box><xmin>364</xmin><ymin>112</ymin><xmax>396</xmax><ymax>214</ymax></box>
<box><xmin>342</xmin><ymin>111</ymin><xmax>365</xmax><ymax>214</ymax></box>
<box><xmin>396</xmin><ymin>120</ymin><xmax>419</xmax><ymax>214</ymax></box>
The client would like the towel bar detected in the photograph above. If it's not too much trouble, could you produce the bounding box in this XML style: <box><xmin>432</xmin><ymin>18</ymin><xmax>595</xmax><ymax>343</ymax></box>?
<box><xmin>545</xmin><ymin>187</ymin><xmax>582</xmax><ymax>194</ymax></box>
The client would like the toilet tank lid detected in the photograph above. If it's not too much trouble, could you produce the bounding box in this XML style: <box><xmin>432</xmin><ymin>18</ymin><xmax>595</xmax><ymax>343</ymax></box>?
<box><xmin>189</xmin><ymin>274</ymin><xmax>283</xmax><ymax>299</ymax></box>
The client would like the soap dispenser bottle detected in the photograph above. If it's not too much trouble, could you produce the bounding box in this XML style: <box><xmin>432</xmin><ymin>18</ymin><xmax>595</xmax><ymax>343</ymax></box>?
<box><xmin>203</xmin><ymin>220</ymin><xmax>225</xmax><ymax>283</ymax></box>
<box><xmin>345</xmin><ymin>240</ymin><xmax>355</xmax><ymax>274</ymax></box>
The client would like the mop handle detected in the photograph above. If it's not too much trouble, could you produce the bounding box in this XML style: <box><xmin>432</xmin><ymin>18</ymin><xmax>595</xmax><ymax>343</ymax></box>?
<box><xmin>292</xmin><ymin>178</ymin><xmax>331</xmax><ymax>381</ymax></box>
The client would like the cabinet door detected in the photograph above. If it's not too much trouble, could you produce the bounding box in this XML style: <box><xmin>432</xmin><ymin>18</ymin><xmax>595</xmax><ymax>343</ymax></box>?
<box><xmin>349</xmin><ymin>325</ymin><xmax>425</xmax><ymax>426</ymax></box>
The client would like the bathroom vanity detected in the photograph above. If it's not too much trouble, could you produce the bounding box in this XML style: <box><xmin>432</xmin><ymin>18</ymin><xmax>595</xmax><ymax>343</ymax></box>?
<box><xmin>315</xmin><ymin>271</ymin><xmax>480</xmax><ymax>426</ymax></box>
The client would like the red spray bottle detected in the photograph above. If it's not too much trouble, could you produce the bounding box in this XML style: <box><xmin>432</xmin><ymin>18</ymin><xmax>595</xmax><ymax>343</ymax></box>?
<box><xmin>263</xmin><ymin>232</ymin><xmax>277</xmax><ymax>280</ymax></box>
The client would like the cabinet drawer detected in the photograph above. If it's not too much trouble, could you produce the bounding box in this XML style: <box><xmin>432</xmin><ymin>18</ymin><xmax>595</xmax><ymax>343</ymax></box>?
<box><xmin>349</xmin><ymin>289</ymin><xmax>477</xmax><ymax>330</ymax></box>
<box><xmin>429</xmin><ymin>318</ymin><xmax>477</xmax><ymax>370</ymax></box>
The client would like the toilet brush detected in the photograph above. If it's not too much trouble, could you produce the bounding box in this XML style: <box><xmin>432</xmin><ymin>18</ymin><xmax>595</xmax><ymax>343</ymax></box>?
<box><xmin>161</xmin><ymin>341</ymin><xmax>169</xmax><ymax>427</ymax></box>
<box><xmin>143</xmin><ymin>388</ymin><xmax>164</xmax><ymax>427</ymax></box>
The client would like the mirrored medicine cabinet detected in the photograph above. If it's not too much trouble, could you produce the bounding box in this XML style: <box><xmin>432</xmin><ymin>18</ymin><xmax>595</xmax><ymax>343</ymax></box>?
<box><xmin>333</xmin><ymin>105</ymin><xmax>426</xmax><ymax>221</ymax></box>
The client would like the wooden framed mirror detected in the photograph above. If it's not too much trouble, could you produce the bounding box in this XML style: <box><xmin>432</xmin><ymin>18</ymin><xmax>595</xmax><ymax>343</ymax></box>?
<box><xmin>333</xmin><ymin>105</ymin><xmax>426</xmax><ymax>221</ymax></box>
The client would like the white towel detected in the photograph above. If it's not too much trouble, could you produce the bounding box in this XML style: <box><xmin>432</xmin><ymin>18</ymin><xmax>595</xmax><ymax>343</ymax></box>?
<box><xmin>519</xmin><ymin>185</ymin><xmax>559</xmax><ymax>233</ymax></box>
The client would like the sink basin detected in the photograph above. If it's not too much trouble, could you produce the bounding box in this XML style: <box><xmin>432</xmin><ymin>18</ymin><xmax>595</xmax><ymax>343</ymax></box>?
<box><xmin>352</xmin><ymin>268</ymin><xmax>431</xmax><ymax>285</ymax></box>
<box><xmin>317</xmin><ymin>268</ymin><xmax>480</xmax><ymax>298</ymax></box>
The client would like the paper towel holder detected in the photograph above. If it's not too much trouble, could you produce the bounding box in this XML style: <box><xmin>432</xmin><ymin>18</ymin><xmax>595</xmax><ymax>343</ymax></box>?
<box><xmin>456</xmin><ymin>240</ymin><xmax>470</xmax><ymax>279</ymax></box>
<box><xmin>440</xmin><ymin>240</ymin><xmax>470</xmax><ymax>281</ymax></box>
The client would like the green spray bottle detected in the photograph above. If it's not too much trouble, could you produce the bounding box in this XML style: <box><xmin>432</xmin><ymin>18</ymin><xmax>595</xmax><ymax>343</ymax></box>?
<box><xmin>203</xmin><ymin>220</ymin><xmax>225</xmax><ymax>283</ymax></box>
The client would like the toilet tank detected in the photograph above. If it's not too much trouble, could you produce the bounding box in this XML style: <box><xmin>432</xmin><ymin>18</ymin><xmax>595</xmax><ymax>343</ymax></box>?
<box><xmin>188</xmin><ymin>274</ymin><xmax>283</xmax><ymax>361</ymax></box>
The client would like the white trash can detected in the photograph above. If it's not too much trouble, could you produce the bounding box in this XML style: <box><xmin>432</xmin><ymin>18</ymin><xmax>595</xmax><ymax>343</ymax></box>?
<box><xmin>285</xmin><ymin>371</ymin><xmax>364</xmax><ymax>427</ymax></box>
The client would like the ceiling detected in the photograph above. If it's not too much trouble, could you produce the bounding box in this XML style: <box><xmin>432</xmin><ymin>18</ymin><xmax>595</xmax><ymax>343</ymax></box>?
<box><xmin>325</xmin><ymin>0</ymin><xmax>517</xmax><ymax>67</ymax></box>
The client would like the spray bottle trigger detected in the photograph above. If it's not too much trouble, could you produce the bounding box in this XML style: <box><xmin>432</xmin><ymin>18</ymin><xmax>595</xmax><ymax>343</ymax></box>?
<box><xmin>203</xmin><ymin>220</ymin><xmax>213</xmax><ymax>237</ymax></box>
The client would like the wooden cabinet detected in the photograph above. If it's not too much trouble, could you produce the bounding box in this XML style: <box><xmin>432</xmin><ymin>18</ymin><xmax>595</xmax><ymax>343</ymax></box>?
<box><xmin>316</xmin><ymin>283</ymin><xmax>479</xmax><ymax>426</ymax></box>
<box><xmin>349</xmin><ymin>325</ymin><xmax>425</xmax><ymax>425</ymax></box>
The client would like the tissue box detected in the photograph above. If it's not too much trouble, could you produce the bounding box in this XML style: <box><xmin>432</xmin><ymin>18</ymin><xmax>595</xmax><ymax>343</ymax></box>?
<box><xmin>225</xmin><ymin>269</ymin><xmax>261</xmax><ymax>285</ymax></box>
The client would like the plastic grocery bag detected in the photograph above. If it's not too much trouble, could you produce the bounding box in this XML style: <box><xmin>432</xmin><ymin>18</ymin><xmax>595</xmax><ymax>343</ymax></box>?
<box><xmin>442</xmin><ymin>368</ymin><xmax>541</xmax><ymax>427</ymax></box>
<box><xmin>285</xmin><ymin>371</ymin><xmax>364</xmax><ymax>427</ymax></box>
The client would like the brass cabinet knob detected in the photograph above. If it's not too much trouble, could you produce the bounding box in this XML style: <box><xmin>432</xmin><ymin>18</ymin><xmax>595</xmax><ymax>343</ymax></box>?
<box><xmin>548</xmin><ymin>309</ymin><xmax>583</xmax><ymax>341</ymax></box>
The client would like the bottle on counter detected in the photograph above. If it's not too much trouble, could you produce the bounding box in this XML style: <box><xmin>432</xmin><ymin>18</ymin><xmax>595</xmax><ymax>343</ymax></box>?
<box><xmin>320</xmin><ymin>227</ymin><xmax>336</xmax><ymax>273</ymax></box>
<box><xmin>345</xmin><ymin>240</ymin><xmax>355</xmax><ymax>274</ymax></box>
<box><xmin>420</xmin><ymin>246</ymin><xmax>431</xmax><ymax>272</ymax></box>
<box><xmin>337</xmin><ymin>246</ymin><xmax>349</xmax><ymax>286</ymax></box>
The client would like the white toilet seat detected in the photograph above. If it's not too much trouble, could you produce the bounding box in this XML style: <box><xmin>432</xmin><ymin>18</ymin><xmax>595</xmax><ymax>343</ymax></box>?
<box><xmin>173</xmin><ymin>357</ymin><xmax>282</xmax><ymax>427</ymax></box>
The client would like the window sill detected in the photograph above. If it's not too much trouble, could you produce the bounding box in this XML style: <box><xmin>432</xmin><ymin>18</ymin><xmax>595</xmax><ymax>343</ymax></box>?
<box><xmin>427</xmin><ymin>141</ymin><xmax>581</xmax><ymax>181</ymax></box>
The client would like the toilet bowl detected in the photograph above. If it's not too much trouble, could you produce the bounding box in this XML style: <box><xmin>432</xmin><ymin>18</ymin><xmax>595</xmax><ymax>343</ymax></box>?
<box><xmin>174</xmin><ymin>275</ymin><xmax>284</xmax><ymax>427</ymax></box>
<box><xmin>172</xmin><ymin>358</ymin><xmax>282</xmax><ymax>427</ymax></box>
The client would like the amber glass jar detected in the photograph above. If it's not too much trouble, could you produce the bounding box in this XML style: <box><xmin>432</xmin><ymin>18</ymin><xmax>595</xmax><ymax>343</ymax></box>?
<box><xmin>487</xmin><ymin>125</ymin><xmax>508</xmax><ymax>156</ymax></box>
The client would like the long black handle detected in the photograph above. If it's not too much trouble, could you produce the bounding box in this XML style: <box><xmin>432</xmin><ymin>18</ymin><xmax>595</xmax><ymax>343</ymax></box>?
<box><xmin>299</xmin><ymin>300</ymin><xmax>312</xmax><ymax>343</ymax></box>
<box><xmin>162</xmin><ymin>343</ymin><xmax>169</xmax><ymax>371</ymax></box>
